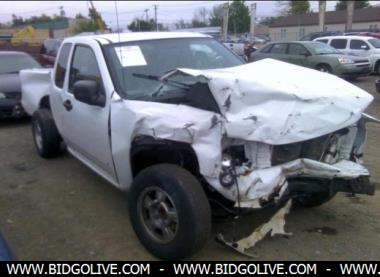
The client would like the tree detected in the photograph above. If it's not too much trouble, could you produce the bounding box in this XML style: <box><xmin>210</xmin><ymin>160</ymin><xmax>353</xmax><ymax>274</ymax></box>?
<box><xmin>277</xmin><ymin>0</ymin><xmax>310</xmax><ymax>16</ymax></box>
<box><xmin>259</xmin><ymin>16</ymin><xmax>280</xmax><ymax>26</ymax></box>
<box><xmin>128</xmin><ymin>18</ymin><xmax>155</xmax><ymax>31</ymax></box>
<box><xmin>11</xmin><ymin>14</ymin><xmax>24</xmax><ymax>26</ymax></box>
<box><xmin>209</xmin><ymin>4</ymin><xmax>224</xmax><ymax>27</ymax></box>
<box><xmin>88</xmin><ymin>5</ymin><xmax>107</xmax><ymax>30</ymax></box>
<box><xmin>174</xmin><ymin>19</ymin><xmax>191</xmax><ymax>30</ymax></box>
<box><xmin>228</xmin><ymin>0</ymin><xmax>250</xmax><ymax>34</ymax></box>
<box><xmin>335</xmin><ymin>0</ymin><xmax>370</xmax><ymax>11</ymax></box>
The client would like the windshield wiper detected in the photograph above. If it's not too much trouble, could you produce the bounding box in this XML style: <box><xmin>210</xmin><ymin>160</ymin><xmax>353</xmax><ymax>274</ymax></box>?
<box><xmin>132</xmin><ymin>73</ymin><xmax>191</xmax><ymax>90</ymax></box>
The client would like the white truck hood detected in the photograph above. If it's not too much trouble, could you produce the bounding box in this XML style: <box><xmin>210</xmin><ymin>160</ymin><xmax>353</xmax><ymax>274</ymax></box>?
<box><xmin>167</xmin><ymin>58</ymin><xmax>373</xmax><ymax>145</ymax></box>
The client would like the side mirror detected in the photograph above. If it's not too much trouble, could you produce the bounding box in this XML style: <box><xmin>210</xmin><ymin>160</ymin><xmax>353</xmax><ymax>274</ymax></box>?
<box><xmin>73</xmin><ymin>80</ymin><xmax>105</xmax><ymax>107</ymax></box>
<box><xmin>303</xmin><ymin>52</ymin><xmax>311</xmax><ymax>57</ymax></box>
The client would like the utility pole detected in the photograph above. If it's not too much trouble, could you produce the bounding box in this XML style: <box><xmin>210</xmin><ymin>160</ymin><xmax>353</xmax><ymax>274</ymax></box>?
<box><xmin>222</xmin><ymin>2</ymin><xmax>229</xmax><ymax>41</ymax></box>
<box><xmin>144</xmin><ymin>9</ymin><xmax>149</xmax><ymax>22</ymax></box>
<box><xmin>318</xmin><ymin>1</ymin><xmax>326</xmax><ymax>32</ymax></box>
<box><xmin>154</xmin><ymin>5</ymin><xmax>158</xmax><ymax>31</ymax></box>
<box><xmin>250</xmin><ymin>3</ymin><xmax>256</xmax><ymax>41</ymax></box>
<box><xmin>346</xmin><ymin>1</ymin><xmax>354</xmax><ymax>32</ymax></box>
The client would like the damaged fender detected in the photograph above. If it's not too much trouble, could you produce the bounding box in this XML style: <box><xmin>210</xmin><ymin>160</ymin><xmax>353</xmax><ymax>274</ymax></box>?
<box><xmin>20</xmin><ymin>68</ymin><xmax>52</xmax><ymax>115</ymax></box>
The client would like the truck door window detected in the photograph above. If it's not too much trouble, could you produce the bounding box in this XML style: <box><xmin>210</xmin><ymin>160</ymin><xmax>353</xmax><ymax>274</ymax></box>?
<box><xmin>68</xmin><ymin>45</ymin><xmax>103</xmax><ymax>93</ymax></box>
<box><xmin>54</xmin><ymin>43</ymin><xmax>72</xmax><ymax>88</ymax></box>
<box><xmin>330</xmin><ymin>39</ymin><xmax>347</xmax><ymax>49</ymax></box>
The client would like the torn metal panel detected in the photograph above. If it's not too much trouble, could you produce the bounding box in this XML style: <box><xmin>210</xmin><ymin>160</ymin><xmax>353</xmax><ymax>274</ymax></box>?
<box><xmin>20</xmin><ymin>68</ymin><xmax>52</xmax><ymax>115</ymax></box>
<box><xmin>110</xmin><ymin>99</ymin><xmax>224</xmax><ymax>190</ymax></box>
<box><xmin>217</xmin><ymin>200</ymin><xmax>293</xmax><ymax>257</ymax></box>
<box><xmin>171</xmin><ymin>59</ymin><xmax>374</xmax><ymax>145</ymax></box>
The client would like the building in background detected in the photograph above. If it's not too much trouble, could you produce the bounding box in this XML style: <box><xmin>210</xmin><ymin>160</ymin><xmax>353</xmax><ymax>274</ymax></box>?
<box><xmin>269</xmin><ymin>6</ymin><xmax>380</xmax><ymax>42</ymax></box>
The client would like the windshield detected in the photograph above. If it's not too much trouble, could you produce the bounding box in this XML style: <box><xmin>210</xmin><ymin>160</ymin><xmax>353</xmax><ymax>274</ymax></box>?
<box><xmin>103</xmin><ymin>37</ymin><xmax>243</xmax><ymax>99</ymax></box>
<box><xmin>368</xmin><ymin>38</ymin><xmax>380</xmax><ymax>48</ymax></box>
<box><xmin>308</xmin><ymin>42</ymin><xmax>341</xmax><ymax>54</ymax></box>
<box><xmin>0</xmin><ymin>54</ymin><xmax>41</xmax><ymax>74</ymax></box>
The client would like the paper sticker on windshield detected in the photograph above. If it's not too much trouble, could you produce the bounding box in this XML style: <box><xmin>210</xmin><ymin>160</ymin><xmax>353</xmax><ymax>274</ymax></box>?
<box><xmin>115</xmin><ymin>46</ymin><xmax>147</xmax><ymax>67</ymax></box>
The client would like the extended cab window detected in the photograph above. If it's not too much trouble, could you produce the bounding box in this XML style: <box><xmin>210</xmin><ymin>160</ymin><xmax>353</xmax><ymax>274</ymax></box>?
<box><xmin>330</xmin><ymin>39</ymin><xmax>347</xmax><ymax>49</ymax></box>
<box><xmin>350</xmin><ymin>39</ymin><xmax>369</xmax><ymax>50</ymax></box>
<box><xmin>54</xmin><ymin>43</ymin><xmax>72</xmax><ymax>88</ymax></box>
<box><xmin>68</xmin><ymin>45</ymin><xmax>103</xmax><ymax>93</ymax></box>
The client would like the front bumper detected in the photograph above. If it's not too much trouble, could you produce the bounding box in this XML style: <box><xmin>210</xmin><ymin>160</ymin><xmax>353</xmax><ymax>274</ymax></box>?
<box><xmin>0</xmin><ymin>99</ymin><xmax>25</xmax><ymax>118</ymax></box>
<box><xmin>229</xmin><ymin>159</ymin><xmax>372</xmax><ymax>209</ymax></box>
<box><xmin>337</xmin><ymin>63</ymin><xmax>371</xmax><ymax>77</ymax></box>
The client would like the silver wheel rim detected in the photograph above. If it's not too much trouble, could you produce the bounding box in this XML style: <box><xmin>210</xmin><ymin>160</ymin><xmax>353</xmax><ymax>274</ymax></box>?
<box><xmin>319</xmin><ymin>67</ymin><xmax>329</xmax><ymax>73</ymax></box>
<box><xmin>137</xmin><ymin>187</ymin><xmax>179</xmax><ymax>243</ymax></box>
<box><xmin>34</xmin><ymin>121</ymin><xmax>43</xmax><ymax>151</ymax></box>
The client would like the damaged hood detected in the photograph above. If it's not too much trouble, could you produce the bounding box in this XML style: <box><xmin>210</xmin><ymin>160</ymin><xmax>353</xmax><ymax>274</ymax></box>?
<box><xmin>169</xmin><ymin>58</ymin><xmax>373</xmax><ymax>145</ymax></box>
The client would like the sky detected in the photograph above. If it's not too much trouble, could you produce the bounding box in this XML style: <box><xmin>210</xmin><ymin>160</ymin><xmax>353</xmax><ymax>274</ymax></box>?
<box><xmin>0</xmin><ymin>1</ymin><xmax>372</xmax><ymax>29</ymax></box>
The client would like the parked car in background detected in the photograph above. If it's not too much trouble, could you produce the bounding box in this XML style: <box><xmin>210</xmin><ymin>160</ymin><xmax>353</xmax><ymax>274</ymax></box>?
<box><xmin>251</xmin><ymin>41</ymin><xmax>371</xmax><ymax>78</ymax></box>
<box><xmin>314</xmin><ymin>36</ymin><xmax>380</xmax><ymax>74</ymax></box>
<box><xmin>299</xmin><ymin>31</ymin><xmax>342</xmax><ymax>41</ymax></box>
<box><xmin>38</xmin><ymin>38</ymin><xmax>62</xmax><ymax>67</ymax></box>
<box><xmin>0</xmin><ymin>51</ymin><xmax>41</xmax><ymax>118</ymax></box>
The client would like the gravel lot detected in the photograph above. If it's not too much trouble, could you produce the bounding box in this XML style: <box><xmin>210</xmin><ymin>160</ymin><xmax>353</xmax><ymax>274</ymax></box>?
<box><xmin>1</xmin><ymin>75</ymin><xmax>379</xmax><ymax>261</ymax></box>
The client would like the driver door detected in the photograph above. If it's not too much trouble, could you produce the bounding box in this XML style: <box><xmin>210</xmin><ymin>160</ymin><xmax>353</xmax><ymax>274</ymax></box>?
<box><xmin>59</xmin><ymin>44</ymin><xmax>116</xmax><ymax>183</ymax></box>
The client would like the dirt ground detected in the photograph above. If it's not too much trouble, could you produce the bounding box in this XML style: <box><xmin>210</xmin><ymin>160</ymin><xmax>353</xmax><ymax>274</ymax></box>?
<box><xmin>1</xmin><ymin>75</ymin><xmax>380</xmax><ymax>261</ymax></box>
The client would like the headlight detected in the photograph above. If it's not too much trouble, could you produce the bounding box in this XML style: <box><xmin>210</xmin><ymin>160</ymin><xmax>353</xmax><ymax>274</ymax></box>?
<box><xmin>0</xmin><ymin>92</ymin><xmax>6</xmax><ymax>99</ymax></box>
<box><xmin>338</xmin><ymin>58</ymin><xmax>354</xmax><ymax>64</ymax></box>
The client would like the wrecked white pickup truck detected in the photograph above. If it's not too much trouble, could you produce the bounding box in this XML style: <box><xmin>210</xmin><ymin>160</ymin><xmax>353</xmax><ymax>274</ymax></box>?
<box><xmin>20</xmin><ymin>32</ymin><xmax>378</xmax><ymax>259</ymax></box>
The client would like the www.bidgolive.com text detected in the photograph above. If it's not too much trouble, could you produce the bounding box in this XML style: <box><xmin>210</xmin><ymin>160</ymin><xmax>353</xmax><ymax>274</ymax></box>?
<box><xmin>4</xmin><ymin>262</ymin><xmax>380</xmax><ymax>275</ymax></box>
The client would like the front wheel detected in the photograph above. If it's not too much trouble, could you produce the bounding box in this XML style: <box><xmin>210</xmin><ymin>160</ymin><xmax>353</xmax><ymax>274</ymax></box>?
<box><xmin>316</xmin><ymin>64</ymin><xmax>332</xmax><ymax>74</ymax></box>
<box><xmin>128</xmin><ymin>164</ymin><xmax>211</xmax><ymax>260</ymax></box>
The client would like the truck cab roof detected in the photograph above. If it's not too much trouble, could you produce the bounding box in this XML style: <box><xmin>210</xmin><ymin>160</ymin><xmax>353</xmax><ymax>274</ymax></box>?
<box><xmin>63</xmin><ymin>32</ymin><xmax>210</xmax><ymax>45</ymax></box>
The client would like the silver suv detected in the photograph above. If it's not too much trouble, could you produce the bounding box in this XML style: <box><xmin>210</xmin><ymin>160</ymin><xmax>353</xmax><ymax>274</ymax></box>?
<box><xmin>314</xmin><ymin>35</ymin><xmax>380</xmax><ymax>73</ymax></box>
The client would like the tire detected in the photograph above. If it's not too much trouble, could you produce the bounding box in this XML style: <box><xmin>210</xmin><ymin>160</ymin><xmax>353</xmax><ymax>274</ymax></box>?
<box><xmin>128</xmin><ymin>164</ymin><xmax>211</xmax><ymax>260</ymax></box>
<box><xmin>316</xmin><ymin>64</ymin><xmax>332</xmax><ymax>74</ymax></box>
<box><xmin>375</xmin><ymin>61</ymin><xmax>380</xmax><ymax>75</ymax></box>
<box><xmin>293</xmin><ymin>191</ymin><xmax>337</xmax><ymax>207</ymax></box>
<box><xmin>290</xmin><ymin>179</ymin><xmax>336</xmax><ymax>208</ymax></box>
<box><xmin>32</xmin><ymin>109</ymin><xmax>62</xmax><ymax>158</ymax></box>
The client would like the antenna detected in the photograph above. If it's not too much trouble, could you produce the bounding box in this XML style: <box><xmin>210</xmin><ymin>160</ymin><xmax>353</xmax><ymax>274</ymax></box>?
<box><xmin>114</xmin><ymin>0</ymin><xmax>121</xmax><ymax>41</ymax></box>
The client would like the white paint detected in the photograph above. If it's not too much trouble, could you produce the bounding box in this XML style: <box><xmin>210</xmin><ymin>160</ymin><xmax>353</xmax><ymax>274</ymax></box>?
<box><xmin>19</xmin><ymin>68</ymin><xmax>52</xmax><ymax>115</ymax></box>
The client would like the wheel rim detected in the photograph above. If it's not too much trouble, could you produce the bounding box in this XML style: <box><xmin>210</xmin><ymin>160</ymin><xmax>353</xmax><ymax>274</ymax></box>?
<box><xmin>34</xmin><ymin>121</ymin><xmax>43</xmax><ymax>151</ymax></box>
<box><xmin>137</xmin><ymin>187</ymin><xmax>179</xmax><ymax>243</ymax></box>
<box><xmin>319</xmin><ymin>67</ymin><xmax>329</xmax><ymax>73</ymax></box>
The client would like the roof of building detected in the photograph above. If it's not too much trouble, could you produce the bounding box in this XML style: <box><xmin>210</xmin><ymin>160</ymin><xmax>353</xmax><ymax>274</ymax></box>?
<box><xmin>64</xmin><ymin>32</ymin><xmax>210</xmax><ymax>44</ymax></box>
<box><xmin>270</xmin><ymin>6</ymin><xmax>380</xmax><ymax>28</ymax></box>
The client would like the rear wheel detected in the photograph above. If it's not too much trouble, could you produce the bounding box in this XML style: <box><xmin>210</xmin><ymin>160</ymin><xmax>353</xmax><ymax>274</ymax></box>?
<box><xmin>128</xmin><ymin>164</ymin><xmax>211</xmax><ymax>260</ymax></box>
<box><xmin>32</xmin><ymin>109</ymin><xmax>62</xmax><ymax>158</ymax></box>
<box><xmin>316</xmin><ymin>64</ymin><xmax>332</xmax><ymax>74</ymax></box>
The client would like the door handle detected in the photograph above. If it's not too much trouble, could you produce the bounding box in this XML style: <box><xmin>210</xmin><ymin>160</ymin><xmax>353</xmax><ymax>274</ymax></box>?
<box><xmin>63</xmin><ymin>99</ymin><xmax>73</xmax><ymax>111</ymax></box>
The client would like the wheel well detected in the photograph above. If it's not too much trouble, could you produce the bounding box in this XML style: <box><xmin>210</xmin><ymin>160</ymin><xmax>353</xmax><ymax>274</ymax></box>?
<box><xmin>130</xmin><ymin>136</ymin><xmax>200</xmax><ymax>178</ymax></box>
<box><xmin>315</xmin><ymin>63</ymin><xmax>331</xmax><ymax>70</ymax></box>
<box><xmin>39</xmin><ymin>95</ymin><xmax>50</xmax><ymax>110</ymax></box>
<box><xmin>375</xmin><ymin>59</ymin><xmax>380</xmax><ymax>72</ymax></box>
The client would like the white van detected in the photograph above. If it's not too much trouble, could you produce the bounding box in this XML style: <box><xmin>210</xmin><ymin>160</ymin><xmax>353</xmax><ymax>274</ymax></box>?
<box><xmin>314</xmin><ymin>35</ymin><xmax>380</xmax><ymax>73</ymax></box>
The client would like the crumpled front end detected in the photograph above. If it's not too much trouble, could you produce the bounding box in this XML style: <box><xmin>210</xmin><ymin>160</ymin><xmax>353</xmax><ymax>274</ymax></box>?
<box><xmin>208</xmin><ymin>115</ymin><xmax>375</xmax><ymax>208</ymax></box>
<box><xmin>113</xmin><ymin>59</ymin><xmax>377</xmax><ymax>208</ymax></box>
